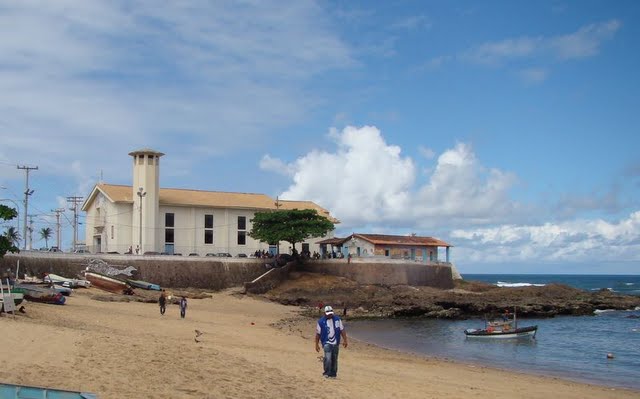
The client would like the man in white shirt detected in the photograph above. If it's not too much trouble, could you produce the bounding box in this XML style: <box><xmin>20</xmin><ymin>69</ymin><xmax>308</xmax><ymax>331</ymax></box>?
<box><xmin>315</xmin><ymin>305</ymin><xmax>348</xmax><ymax>378</ymax></box>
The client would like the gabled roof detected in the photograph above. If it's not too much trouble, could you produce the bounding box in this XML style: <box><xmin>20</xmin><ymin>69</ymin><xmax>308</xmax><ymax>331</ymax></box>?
<box><xmin>82</xmin><ymin>184</ymin><xmax>336</xmax><ymax>221</ymax></box>
<box><xmin>353</xmin><ymin>233</ymin><xmax>452</xmax><ymax>247</ymax></box>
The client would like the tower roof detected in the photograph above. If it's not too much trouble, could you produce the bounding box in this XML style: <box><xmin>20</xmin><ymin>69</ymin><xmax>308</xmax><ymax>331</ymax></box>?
<box><xmin>128</xmin><ymin>148</ymin><xmax>165</xmax><ymax>157</ymax></box>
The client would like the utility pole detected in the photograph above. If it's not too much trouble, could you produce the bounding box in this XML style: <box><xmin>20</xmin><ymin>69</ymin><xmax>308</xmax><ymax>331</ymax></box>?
<box><xmin>66</xmin><ymin>196</ymin><xmax>83</xmax><ymax>252</ymax></box>
<box><xmin>17</xmin><ymin>165</ymin><xmax>38</xmax><ymax>250</ymax></box>
<box><xmin>52</xmin><ymin>208</ymin><xmax>65</xmax><ymax>249</ymax></box>
<box><xmin>28</xmin><ymin>214</ymin><xmax>35</xmax><ymax>250</ymax></box>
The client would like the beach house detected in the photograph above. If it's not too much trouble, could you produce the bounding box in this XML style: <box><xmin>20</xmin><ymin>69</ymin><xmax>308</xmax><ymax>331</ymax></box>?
<box><xmin>318</xmin><ymin>233</ymin><xmax>452</xmax><ymax>264</ymax></box>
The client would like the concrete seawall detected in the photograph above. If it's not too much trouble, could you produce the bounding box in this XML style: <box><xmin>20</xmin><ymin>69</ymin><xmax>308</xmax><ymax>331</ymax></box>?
<box><xmin>298</xmin><ymin>259</ymin><xmax>454</xmax><ymax>288</ymax></box>
<box><xmin>0</xmin><ymin>252</ymin><xmax>266</xmax><ymax>290</ymax></box>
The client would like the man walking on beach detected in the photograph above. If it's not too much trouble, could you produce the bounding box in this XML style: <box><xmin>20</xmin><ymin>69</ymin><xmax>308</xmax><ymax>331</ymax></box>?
<box><xmin>179</xmin><ymin>296</ymin><xmax>187</xmax><ymax>319</ymax></box>
<box><xmin>158</xmin><ymin>290</ymin><xmax>166</xmax><ymax>315</ymax></box>
<box><xmin>315</xmin><ymin>305</ymin><xmax>348</xmax><ymax>378</ymax></box>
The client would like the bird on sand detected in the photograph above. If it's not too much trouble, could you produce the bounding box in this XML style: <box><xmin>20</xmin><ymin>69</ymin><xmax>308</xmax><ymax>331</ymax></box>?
<box><xmin>194</xmin><ymin>329</ymin><xmax>204</xmax><ymax>343</ymax></box>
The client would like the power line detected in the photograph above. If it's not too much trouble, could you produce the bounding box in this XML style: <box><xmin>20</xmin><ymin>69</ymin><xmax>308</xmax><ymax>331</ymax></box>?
<box><xmin>52</xmin><ymin>208</ymin><xmax>65</xmax><ymax>249</ymax></box>
<box><xmin>17</xmin><ymin>165</ymin><xmax>38</xmax><ymax>250</ymax></box>
<box><xmin>67</xmin><ymin>196</ymin><xmax>83</xmax><ymax>251</ymax></box>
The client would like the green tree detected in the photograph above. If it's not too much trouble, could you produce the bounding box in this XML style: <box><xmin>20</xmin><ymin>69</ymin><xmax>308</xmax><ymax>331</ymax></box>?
<box><xmin>249</xmin><ymin>209</ymin><xmax>334</xmax><ymax>254</ymax></box>
<box><xmin>1</xmin><ymin>205</ymin><xmax>20</xmax><ymax>258</ymax></box>
<box><xmin>40</xmin><ymin>227</ymin><xmax>53</xmax><ymax>248</ymax></box>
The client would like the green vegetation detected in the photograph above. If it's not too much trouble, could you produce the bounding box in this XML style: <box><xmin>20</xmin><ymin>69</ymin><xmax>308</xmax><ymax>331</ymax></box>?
<box><xmin>1</xmin><ymin>205</ymin><xmax>20</xmax><ymax>258</ymax></box>
<box><xmin>39</xmin><ymin>227</ymin><xmax>53</xmax><ymax>248</ymax></box>
<box><xmin>249</xmin><ymin>209</ymin><xmax>334</xmax><ymax>253</ymax></box>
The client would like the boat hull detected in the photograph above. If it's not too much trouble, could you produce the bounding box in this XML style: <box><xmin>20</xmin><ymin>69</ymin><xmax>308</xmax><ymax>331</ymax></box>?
<box><xmin>464</xmin><ymin>325</ymin><xmax>538</xmax><ymax>339</ymax></box>
<box><xmin>127</xmin><ymin>279</ymin><xmax>161</xmax><ymax>291</ymax></box>
<box><xmin>85</xmin><ymin>272</ymin><xmax>128</xmax><ymax>294</ymax></box>
<box><xmin>0</xmin><ymin>382</ymin><xmax>98</xmax><ymax>398</ymax></box>
<box><xmin>45</xmin><ymin>273</ymin><xmax>92</xmax><ymax>288</ymax></box>
<box><xmin>16</xmin><ymin>285</ymin><xmax>66</xmax><ymax>305</ymax></box>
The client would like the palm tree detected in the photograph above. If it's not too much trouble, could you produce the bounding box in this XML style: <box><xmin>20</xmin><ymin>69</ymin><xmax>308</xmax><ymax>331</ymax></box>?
<box><xmin>39</xmin><ymin>227</ymin><xmax>53</xmax><ymax>249</ymax></box>
<box><xmin>5</xmin><ymin>226</ymin><xmax>20</xmax><ymax>247</ymax></box>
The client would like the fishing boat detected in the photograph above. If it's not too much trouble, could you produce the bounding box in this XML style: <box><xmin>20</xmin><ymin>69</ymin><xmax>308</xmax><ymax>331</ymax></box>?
<box><xmin>127</xmin><ymin>279</ymin><xmax>161</xmax><ymax>291</ymax></box>
<box><xmin>464</xmin><ymin>308</ymin><xmax>537</xmax><ymax>339</ymax></box>
<box><xmin>84</xmin><ymin>271</ymin><xmax>130</xmax><ymax>294</ymax></box>
<box><xmin>44</xmin><ymin>273</ymin><xmax>92</xmax><ymax>288</ymax></box>
<box><xmin>0</xmin><ymin>382</ymin><xmax>98</xmax><ymax>398</ymax></box>
<box><xmin>16</xmin><ymin>284</ymin><xmax>66</xmax><ymax>305</ymax></box>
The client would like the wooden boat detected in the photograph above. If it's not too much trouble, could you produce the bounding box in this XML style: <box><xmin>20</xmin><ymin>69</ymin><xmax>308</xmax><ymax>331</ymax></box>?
<box><xmin>127</xmin><ymin>279</ymin><xmax>161</xmax><ymax>291</ymax></box>
<box><xmin>45</xmin><ymin>273</ymin><xmax>92</xmax><ymax>288</ymax></box>
<box><xmin>85</xmin><ymin>272</ymin><xmax>130</xmax><ymax>294</ymax></box>
<box><xmin>0</xmin><ymin>382</ymin><xmax>98</xmax><ymax>398</ymax></box>
<box><xmin>464</xmin><ymin>324</ymin><xmax>538</xmax><ymax>339</ymax></box>
<box><xmin>465</xmin><ymin>308</ymin><xmax>537</xmax><ymax>339</ymax></box>
<box><xmin>16</xmin><ymin>284</ymin><xmax>66</xmax><ymax>305</ymax></box>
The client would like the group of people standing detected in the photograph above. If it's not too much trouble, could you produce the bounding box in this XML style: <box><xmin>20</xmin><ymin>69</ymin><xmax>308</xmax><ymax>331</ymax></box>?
<box><xmin>158</xmin><ymin>290</ymin><xmax>188</xmax><ymax>318</ymax></box>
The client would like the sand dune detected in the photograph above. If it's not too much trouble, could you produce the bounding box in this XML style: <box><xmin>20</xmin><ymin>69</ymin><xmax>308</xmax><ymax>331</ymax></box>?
<box><xmin>0</xmin><ymin>289</ymin><xmax>637</xmax><ymax>399</ymax></box>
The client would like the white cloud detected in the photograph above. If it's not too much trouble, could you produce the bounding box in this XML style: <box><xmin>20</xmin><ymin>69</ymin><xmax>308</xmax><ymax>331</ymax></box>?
<box><xmin>451</xmin><ymin>211</ymin><xmax>640</xmax><ymax>263</ymax></box>
<box><xmin>264</xmin><ymin>126</ymin><xmax>519</xmax><ymax>229</ymax></box>
<box><xmin>418</xmin><ymin>146</ymin><xmax>435</xmax><ymax>159</ymax></box>
<box><xmin>259</xmin><ymin>155</ymin><xmax>295</xmax><ymax>177</ymax></box>
<box><xmin>0</xmin><ymin>1</ymin><xmax>352</xmax><ymax>184</ymax></box>
<box><xmin>462</xmin><ymin>19</ymin><xmax>620</xmax><ymax>66</ymax></box>
<box><xmin>550</xmin><ymin>19</ymin><xmax>621</xmax><ymax>60</ymax></box>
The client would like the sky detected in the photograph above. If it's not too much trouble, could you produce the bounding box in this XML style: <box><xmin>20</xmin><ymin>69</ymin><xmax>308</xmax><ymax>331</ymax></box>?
<box><xmin>0</xmin><ymin>0</ymin><xmax>639</xmax><ymax>274</ymax></box>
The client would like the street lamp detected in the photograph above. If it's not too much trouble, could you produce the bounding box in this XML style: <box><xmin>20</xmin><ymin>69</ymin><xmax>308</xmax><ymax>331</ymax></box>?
<box><xmin>137</xmin><ymin>187</ymin><xmax>146</xmax><ymax>254</ymax></box>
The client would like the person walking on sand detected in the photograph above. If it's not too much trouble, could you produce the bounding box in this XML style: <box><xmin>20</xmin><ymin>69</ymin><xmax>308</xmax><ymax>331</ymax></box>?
<box><xmin>158</xmin><ymin>290</ymin><xmax>167</xmax><ymax>315</ymax></box>
<box><xmin>315</xmin><ymin>305</ymin><xmax>348</xmax><ymax>379</ymax></box>
<box><xmin>179</xmin><ymin>296</ymin><xmax>187</xmax><ymax>319</ymax></box>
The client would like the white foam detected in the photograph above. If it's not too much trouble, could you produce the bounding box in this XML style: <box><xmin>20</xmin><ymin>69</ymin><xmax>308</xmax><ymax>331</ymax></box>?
<box><xmin>594</xmin><ymin>309</ymin><xmax>615</xmax><ymax>314</ymax></box>
<box><xmin>624</xmin><ymin>282</ymin><xmax>634</xmax><ymax>286</ymax></box>
<box><xmin>496</xmin><ymin>281</ymin><xmax>546</xmax><ymax>288</ymax></box>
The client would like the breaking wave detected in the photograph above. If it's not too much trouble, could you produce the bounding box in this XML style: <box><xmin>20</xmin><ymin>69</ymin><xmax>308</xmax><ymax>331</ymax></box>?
<box><xmin>496</xmin><ymin>281</ymin><xmax>546</xmax><ymax>288</ymax></box>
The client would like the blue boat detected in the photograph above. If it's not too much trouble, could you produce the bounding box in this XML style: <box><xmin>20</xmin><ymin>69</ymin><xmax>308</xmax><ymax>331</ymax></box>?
<box><xmin>0</xmin><ymin>382</ymin><xmax>98</xmax><ymax>398</ymax></box>
<box><xmin>126</xmin><ymin>279</ymin><xmax>161</xmax><ymax>291</ymax></box>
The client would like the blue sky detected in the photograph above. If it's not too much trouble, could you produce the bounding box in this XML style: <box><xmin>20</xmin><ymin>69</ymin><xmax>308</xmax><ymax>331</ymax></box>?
<box><xmin>0</xmin><ymin>1</ymin><xmax>638</xmax><ymax>274</ymax></box>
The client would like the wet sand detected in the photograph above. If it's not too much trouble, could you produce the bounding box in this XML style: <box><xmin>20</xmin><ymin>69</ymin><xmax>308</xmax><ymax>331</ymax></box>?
<box><xmin>1</xmin><ymin>289</ymin><xmax>638</xmax><ymax>399</ymax></box>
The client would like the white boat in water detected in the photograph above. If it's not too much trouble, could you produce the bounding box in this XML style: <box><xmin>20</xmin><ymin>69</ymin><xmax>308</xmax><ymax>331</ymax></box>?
<box><xmin>465</xmin><ymin>308</ymin><xmax>538</xmax><ymax>339</ymax></box>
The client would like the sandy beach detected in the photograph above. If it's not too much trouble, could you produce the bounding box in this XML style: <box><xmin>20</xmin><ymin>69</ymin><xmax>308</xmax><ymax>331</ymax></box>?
<box><xmin>1</xmin><ymin>289</ymin><xmax>638</xmax><ymax>399</ymax></box>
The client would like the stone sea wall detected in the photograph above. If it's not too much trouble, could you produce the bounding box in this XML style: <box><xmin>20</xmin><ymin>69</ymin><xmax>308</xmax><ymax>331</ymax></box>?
<box><xmin>1</xmin><ymin>253</ymin><xmax>454</xmax><ymax>290</ymax></box>
<box><xmin>0</xmin><ymin>252</ymin><xmax>266</xmax><ymax>290</ymax></box>
<box><xmin>298</xmin><ymin>259</ymin><xmax>454</xmax><ymax>289</ymax></box>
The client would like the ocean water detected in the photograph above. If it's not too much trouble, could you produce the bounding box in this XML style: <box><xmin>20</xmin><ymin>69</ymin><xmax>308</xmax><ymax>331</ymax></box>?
<box><xmin>348</xmin><ymin>274</ymin><xmax>640</xmax><ymax>390</ymax></box>
<box><xmin>463</xmin><ymin>273</ymin><xmax>640</xmax><ymax>296</ymax></box>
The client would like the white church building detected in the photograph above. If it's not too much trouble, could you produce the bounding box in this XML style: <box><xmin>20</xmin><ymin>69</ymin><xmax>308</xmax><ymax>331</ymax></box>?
<box><xmin>82</xmin><ymin>148</ymin><xmax>336</xmax><ymax>256</ymax></box>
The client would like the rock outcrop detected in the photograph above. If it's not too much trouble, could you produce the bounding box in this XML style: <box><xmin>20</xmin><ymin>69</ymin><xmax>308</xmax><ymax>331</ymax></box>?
<box><xmin>262</xmin><ymin>272</ymin><xmax>640</xmax><ymax>319</ymax></box>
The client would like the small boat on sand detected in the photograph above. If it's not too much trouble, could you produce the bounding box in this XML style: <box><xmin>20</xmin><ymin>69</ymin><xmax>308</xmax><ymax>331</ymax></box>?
<box><xmin>85</xmin><ymin>272</ymin><xmax>130</xmax><ymax>294</ymax></box>
<box><xmin>0</xmin><ymin>382</ymin><xmax>98</xmax><ymax>398</ymax></box>
<box><xmin>127</xmin><ymin>279</ymin><xmax>161</xmax><ymax>291</ymax></box>
<box><xmin>15</xmin><ymin>284</ymin><xmax>66</xmax><ymax>305</ymax></box>
<box><xmin>465</xmin><ymin>308</ymin><xmax>537</xmax><ymax>339</ymax></box>
<box><xmin>45</xmin><ymin>273</ymin><xmax>92</xmax><ymax>288</ymax></box>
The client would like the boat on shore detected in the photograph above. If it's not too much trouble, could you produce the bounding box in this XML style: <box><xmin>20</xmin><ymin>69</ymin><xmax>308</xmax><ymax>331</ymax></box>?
<box><xmin>465</xmin><ymin>308</ymin><xmax>537</xmax><ymax>339</ymax></box>
<box><xmin>44</xmin><ymin>273</ymin><xmax>92</xmax><ymax>288</ymax></box>
<box><xmin>0</xmin><ymin>382</ymin><xmax>97</xmax><ymax>398</ymax></box>
<box><xmin>127</xmin><ymin>279</ymin><xmax>161</xmax><ymax>291</ymax></box>
<box><xmin>85</xmin><ymin>271</ymin><xmax>131</xmax><ymax>294</ymax></box>
<box><xmin>15</xmin><ymin>284</ymin><xmax>66</xmax><ymax>305</ymax></box>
